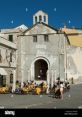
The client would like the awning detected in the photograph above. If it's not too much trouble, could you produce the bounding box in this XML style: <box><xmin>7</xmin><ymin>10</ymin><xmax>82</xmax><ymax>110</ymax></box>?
<box><xmin>0</xmin><ymin>68</ymin><xmax>8</xmax><ymax>75</ymax></box>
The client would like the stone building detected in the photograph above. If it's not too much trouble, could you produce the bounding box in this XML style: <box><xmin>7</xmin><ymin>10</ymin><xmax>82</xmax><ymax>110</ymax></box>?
<box><xmin>0</xmin><ymin>30</ymin><xmax>17</xmax><ymax>91</ymax></box>
<box><xmin>0</xmin><ymin>25</ymin><xmax>27</xmax><ymax>91</ymax></box>
<box><xmin>17</xmin><ymin>10</ymin><xmax>67</xmax><ymax>88</ymax></box>
<box><xmin>17</xmin><ymin>10</ymin><xmax>82</xmax><ymax>86</ymax></box>
<box><xmin>62</xmin><ymin>27</ymin><xmax>82</xmax><ymax>83</ymax></box>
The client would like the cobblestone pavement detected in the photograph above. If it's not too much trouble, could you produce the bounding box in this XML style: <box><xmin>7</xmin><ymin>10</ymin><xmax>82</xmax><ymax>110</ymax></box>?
<box><xmin>0</xmin><ymin>84</ymin><xmax>82</xmax><ymax>109</ymax></box>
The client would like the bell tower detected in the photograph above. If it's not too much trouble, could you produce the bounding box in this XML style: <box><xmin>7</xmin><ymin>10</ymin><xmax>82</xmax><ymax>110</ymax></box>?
<box><xmin>33</xmin><ymin>10</ymin><xmax>48</xmax><ymax>25</ymax></box>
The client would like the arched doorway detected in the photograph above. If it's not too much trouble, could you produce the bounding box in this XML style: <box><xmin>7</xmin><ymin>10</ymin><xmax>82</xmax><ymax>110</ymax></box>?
<box><xmin>34</xmin><ymin>59</ymin><xmax>48</xmax><ymax>80</ymax></box>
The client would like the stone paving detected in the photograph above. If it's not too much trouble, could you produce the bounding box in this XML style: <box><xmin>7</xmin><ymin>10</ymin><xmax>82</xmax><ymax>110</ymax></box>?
<box><xmin>0</xmin><ymin>84</ymin><xmax>82</xmax><ymax>109</ymax></box>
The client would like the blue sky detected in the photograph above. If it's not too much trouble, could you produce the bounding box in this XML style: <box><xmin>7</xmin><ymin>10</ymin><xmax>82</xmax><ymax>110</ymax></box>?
<box><xmin>0</xmin><ymin>0</ymin><xmax>82</xmax><ymax>29</ymax></box>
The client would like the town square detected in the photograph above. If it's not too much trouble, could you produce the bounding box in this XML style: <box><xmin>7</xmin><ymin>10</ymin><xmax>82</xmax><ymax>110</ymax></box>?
<box><xmin>0</xmin><ymin>1</ymin><xmax>82</xmax><ymax>115</ymax></box>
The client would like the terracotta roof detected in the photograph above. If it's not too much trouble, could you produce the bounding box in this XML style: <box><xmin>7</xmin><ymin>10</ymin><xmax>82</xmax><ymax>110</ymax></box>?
<box><xmin>68</xmin><ymin>35</ymin><xmax>82</xmax><ymax>47</ymax></box>
<box><xmin>62</xmin><ymin>27</ymin><xmax>82</xmax><ymax>34</ymax></box>
<box><xmin>62</xmin><ymin>27</ymin><xmax>82</xmax><ymax>47</ymax></box>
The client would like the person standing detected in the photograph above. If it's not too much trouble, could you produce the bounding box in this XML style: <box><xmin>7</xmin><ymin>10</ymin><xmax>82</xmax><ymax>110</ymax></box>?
<box><xmin>60</xmin><ymin>82</ymin><xmax>64</xmax><ymax>100</ymax></box>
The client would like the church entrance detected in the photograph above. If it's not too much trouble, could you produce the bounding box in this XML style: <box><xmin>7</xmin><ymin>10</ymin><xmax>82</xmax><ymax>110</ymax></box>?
<box><xmin>34</xmin><ymin>59</ymin><xmax>48</xmax><ymax>80</ymax></box>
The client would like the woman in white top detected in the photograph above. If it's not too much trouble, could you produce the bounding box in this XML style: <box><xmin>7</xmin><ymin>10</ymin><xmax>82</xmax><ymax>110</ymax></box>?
<box><xmin>60</xmin><ymin>82</ymin><xmax>64</xmax><ymax>99</ymax></box>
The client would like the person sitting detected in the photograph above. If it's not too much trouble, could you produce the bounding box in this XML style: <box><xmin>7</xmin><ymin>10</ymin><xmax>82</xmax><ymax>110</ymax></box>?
<box><xmin>35</xmin><ymin>86</ymin><xmax>41</xmax><ymax>95</ymax></box>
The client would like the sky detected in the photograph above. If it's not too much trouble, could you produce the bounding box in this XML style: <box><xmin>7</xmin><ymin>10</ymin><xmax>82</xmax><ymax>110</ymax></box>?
<box><xmin>0</xmin><ymin>0</ymin><xmax>82</xmax><ymax>29</ymax></box>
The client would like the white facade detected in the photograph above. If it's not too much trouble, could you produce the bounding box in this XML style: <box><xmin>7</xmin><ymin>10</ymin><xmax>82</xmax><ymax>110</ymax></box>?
<box><xmin>0</xmin><ymin>35</ymin><xmax>16</xmax><ymax>91</ymax></box>
<box><xmin>0</xmin><ymin>25</ymin><xmax>27</xmax><ymax>91</ymax></box>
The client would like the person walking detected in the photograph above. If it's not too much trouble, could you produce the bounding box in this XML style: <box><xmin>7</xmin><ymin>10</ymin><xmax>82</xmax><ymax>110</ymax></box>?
<box><xmin>60</xmin><ymin>82</ymin><xmax>64</xmax><ymax>100</ymax></box>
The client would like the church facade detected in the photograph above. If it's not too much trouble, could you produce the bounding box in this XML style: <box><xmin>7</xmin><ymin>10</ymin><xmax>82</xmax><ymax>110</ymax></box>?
<box><xmin>17</xmin><ymin>11</ymin><xmax>69</xmax><ymax>87</ymax></box>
